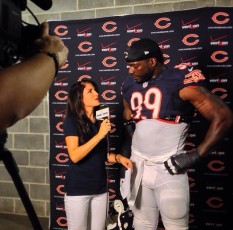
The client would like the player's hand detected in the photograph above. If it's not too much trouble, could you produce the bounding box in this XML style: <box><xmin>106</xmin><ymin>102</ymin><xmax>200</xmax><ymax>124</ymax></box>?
<box><xmin>164</xmin><ymin>150</ymin><xmax>202</xmax><ymax>175</ymax></box>
<box><xmin>34</xmin><ymin>21</ymin><xmax>69</xmax><ymax>67</ymax></box>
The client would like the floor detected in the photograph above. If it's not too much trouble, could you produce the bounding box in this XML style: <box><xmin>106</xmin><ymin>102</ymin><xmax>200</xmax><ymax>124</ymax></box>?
<box><xmin>0</xmin><ymin>213</ymin><xmax>49</xmax><ymax>230</ymax></box>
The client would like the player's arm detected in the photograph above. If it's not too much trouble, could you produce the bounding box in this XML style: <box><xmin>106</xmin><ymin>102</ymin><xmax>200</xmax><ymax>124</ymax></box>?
<box><xmin>0</xmin><ymin>22</ymin><xmax>68</xmax><ymax>130</ymax></box>
<box><xmin>121</xmin><ymin>99</ymin><xmax>135</xmax><ymax>158</ymax></box>
<box><xmin>123</xmin><ymin>98</ymin><xmax>133</xmax><ymax>121</ymax></box>
<box><xmin>164</xmin><ymin>86</ymin><xmax>233</xmax><ymax>175</ymax></box>
<box><xmin>181</xmin><ymin>86</ymin><xmax>233</xmax><ymax>156</ymax></box>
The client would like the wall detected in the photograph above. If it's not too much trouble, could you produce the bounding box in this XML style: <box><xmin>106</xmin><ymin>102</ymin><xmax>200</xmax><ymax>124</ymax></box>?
<box><xmin>0</xmin><ymin>0</ymin><xmax>232</xmax><ymax>218</ymax></box>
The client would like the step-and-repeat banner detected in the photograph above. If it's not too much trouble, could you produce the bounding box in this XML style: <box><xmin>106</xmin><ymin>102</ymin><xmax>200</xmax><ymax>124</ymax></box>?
<box><xmin>48</xmin><ymin>7</ymin><xmax>233</xmax><ymax>230</ymax></box>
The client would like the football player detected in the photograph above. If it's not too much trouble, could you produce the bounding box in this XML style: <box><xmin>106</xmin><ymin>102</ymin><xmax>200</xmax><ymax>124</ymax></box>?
<box><xmin>121</xmin><ymin>38</ymin><xmax>233</xmax><ymax>229</ymax></box>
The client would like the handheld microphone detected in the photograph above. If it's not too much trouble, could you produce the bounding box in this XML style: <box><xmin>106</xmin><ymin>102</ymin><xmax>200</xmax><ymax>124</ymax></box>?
<box><xmin>30</xmin><ymin>0</ymin><xmax>53</xmax><ymax>10</ymax></box>
<box><xmin>96</xmin><ymin>103</ymin><xmax>110</xmax><ymax>120</ymax></box>
<box><xmin>96</xmin><ymin>104</ymin><xmax>111</xmax><ymax>158</ymax></box>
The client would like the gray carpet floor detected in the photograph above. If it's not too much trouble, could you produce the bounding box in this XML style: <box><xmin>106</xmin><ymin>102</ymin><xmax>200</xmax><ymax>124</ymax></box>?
<box><xmin>0</xmin><ymin>213</ymin><xmax>49</xmax><ymax>230</ymax></box>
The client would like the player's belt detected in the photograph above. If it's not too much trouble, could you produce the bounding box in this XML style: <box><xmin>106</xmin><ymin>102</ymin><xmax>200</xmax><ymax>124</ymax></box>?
<box><xmin>162</xmin><ymin>115</ymin><xmax>193</xmax><ymax>123</ymax></box>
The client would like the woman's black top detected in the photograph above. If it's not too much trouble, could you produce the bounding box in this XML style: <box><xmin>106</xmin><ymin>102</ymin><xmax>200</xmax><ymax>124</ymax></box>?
<box><xmin>63</xmin><ymin>115</ymin><xmax>108</xmax><ymax>196</ymax></box>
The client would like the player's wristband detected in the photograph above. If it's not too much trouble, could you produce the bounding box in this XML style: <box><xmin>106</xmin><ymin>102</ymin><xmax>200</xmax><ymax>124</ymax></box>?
<box><xmin>39</xmin><ymin>51</ymin><xmax>59</xmax><ymax>78</ymax></box>
<box><xmin>124</xmin><ymin>119</ymin><xmax>135</xmax><ymax>126</ymax></box>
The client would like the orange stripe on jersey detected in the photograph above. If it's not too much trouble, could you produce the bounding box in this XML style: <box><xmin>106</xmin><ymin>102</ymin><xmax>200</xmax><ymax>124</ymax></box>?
<box><xmin>187</xmin><ymin>85</ymin><xmax>199</xmax><ymax>89</ymax></box>
<box><xmin>183</xmin><ymin>69</ymin><xmax>205</xmax><ymax>84</ymax></box>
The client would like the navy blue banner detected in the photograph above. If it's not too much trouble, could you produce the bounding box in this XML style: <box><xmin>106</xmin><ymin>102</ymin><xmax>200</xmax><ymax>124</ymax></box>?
<box><xmin>49</xmin><ymin>7</ymin><xmax>233</xmax><ymax>230</ymax></box>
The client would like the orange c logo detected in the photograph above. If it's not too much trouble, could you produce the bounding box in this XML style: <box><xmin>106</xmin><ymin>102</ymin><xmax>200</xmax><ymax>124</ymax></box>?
<box><xmin>207</xmin><ymin>197</ymin><xmax>223</xmax><ymax>209</ymax></box>
<box><xmin>211</xmin><ymin>88</ymin><xmax>227</xmax><ymax>99</ymax></box>
<box><xmin>101</xmin><ymin>90</ymin><xmax>116</xmax><ymax>101</ymax></box>
<box><xmin>102</xmin><ymin>21</ymin><xmax>117</xmax><ymax>32</ymax></box>
<box><xmin>207</xmin><ymin>160</ymin><xmax>225</xmax><ymax>172</ymax></box>
<box><xmin>55</xmin><ymin>153</ymin><xmax>69</xmax><ymax>163</ymax></box>
<box><xmin>55</xmin><ymin>90</ymin><xmax>68</xmax><ymax>101</ymax></box>
<box><xmin>182</xmin><ymin>34</ymin><xmax>199</xmax><ymax>46</ymax></box>
<box><xmin>56</xmin><ymin>216</ymin><xmax>67</xmax><ymax>227</ymax></box>
<box><xmin>56</xmin><ymin>184</ymin><xmax>65</xmax><ymax>195</ymax></box>
<box><xmin>154</xmin><ymin>17</ymin><xmax>171</xmax><ymax>29</ymax></box>
<box><xmin>54</xmin><ymin>25</ymin><xmax>68</xmax><ymax>36</ymax></box>
<box><xmin>102</xmin><ymin>57</ymin><xmax>117</xmax><ymax>67</ymax></box>
<box><xmin>211</xmin><ymin>51</ymin><xmax>228</xmax><ymax>63</ymax></box>
<box><xmin>78</xmin><ymin>41</ymin><xmax>93</xmax><ymax>52</ymax></box>
<box><xmin>212</xmin><ymin>12</ymin><xmax>230</xmax><ymax>25</ymax></box>
<box><xmin>56</xmin><ymin>122</ymin><xmax>63</xmax><ymax>132</ymax></box>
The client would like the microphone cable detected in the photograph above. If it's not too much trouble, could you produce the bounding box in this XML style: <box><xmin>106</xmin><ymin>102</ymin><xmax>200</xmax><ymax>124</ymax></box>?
<box><xmin>106</xmin><ymin>123</ymin><xmax>111</xmax><ymax>225</ymax></box>
<box><xmin>105</xmin><ymin>112</ymin><xmax>113</xmax><ymax>226</ymax></box>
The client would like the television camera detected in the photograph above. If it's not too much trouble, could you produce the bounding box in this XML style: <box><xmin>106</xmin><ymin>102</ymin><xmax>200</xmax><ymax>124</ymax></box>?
<box><xmin>0</xmin><ymin>0</ymin><xmax>52</xmax><ymax>67</ymax></box>
<box><xmin>0</xmin><ymin>1</ymin><xmax>53</xmax><ymax>229</ymax></box>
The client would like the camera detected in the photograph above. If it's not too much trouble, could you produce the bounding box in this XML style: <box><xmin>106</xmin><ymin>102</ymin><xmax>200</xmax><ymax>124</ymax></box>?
<box><xmin>0</xmin><ymin>0</ymin><xmax>52</xmax><ymax>67</ymax></box>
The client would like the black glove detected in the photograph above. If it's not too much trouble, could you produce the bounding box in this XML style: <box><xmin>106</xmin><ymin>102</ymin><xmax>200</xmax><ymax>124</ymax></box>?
<box><xmin>164</xmin><ymin>150</ymin><xmax>202</xmax><ymax>175</ymax></box>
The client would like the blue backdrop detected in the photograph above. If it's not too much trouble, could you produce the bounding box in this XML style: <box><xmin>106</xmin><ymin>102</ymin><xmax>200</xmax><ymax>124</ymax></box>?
<box><xmin>49</xmin><ymin>7</ymin><xmax>233</xmax><ymax>230</ymax></box>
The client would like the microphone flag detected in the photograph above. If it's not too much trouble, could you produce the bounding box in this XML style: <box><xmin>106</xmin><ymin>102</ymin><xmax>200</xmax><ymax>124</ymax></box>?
<box><xmin>96</xmin><ymin>104</ymin><xmax>110</xmax><ymax>120</ymax></box>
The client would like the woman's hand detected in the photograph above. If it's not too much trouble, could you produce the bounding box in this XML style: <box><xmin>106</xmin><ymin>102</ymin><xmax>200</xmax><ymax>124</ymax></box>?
<box><xmin>98</xmin><ymin>119</ymin><xmax>111</xmax><ymax>139</ymax></box>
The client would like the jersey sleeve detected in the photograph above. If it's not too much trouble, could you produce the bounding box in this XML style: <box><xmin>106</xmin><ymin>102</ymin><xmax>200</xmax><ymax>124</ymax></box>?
<box><xmin>174</xmin><ymin>64</ymin><xmax>206</xmax><ymax>90</ymax></box>
<box><xmin>183</xmin><ymin>69</ymin><xmax>206</xmax><ymax>86</ymax></box>
<box><xmin>121</xmin><ymin>75</ymin><xmax>133</xmax><ymax>97</ymax></box>
<box><xmin>63</xmin><ymin>115</ymin><xmax>80</xmax><ymax>137</ymax></box>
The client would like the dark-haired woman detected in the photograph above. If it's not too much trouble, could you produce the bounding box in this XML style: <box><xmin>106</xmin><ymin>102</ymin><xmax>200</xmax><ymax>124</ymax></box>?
<box><xmin>63</xmin><ymin>79</ymin><xmax>133</xmax><ymax>230</ymax></box>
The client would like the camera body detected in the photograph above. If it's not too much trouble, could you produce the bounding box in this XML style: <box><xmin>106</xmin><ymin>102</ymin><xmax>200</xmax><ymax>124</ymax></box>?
<box><xmin>0</xmin><ymin>0</ymin><xmax>22</xmax><ymax>41</ymax></box>
<box><xmin>0</xmin><ymin>0</ymin><xmax>22</xmax><ymax>66</ymax></box>
<box><xmin>0</xmin><ymin>0</ymin><xmax>52</xmax><ymax>67</ymax></box>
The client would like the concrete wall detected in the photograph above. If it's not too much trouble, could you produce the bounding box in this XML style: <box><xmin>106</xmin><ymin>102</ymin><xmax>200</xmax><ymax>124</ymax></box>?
<box><xmin>0</xmin><ymin>0</ymin><xmax>232</xmax><ymax>218</ymax></box>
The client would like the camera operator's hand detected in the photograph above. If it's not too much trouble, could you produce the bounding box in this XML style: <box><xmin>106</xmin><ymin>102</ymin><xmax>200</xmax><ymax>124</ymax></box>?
<box><xmin>34</xmin><ymin>21</ymin><xmax>68</xmax><ymax>67</ymax></box>
<box><xmin>0</xmin><ymin>22</ymin><xmax>69</xmax><ymax>130</ymax></box>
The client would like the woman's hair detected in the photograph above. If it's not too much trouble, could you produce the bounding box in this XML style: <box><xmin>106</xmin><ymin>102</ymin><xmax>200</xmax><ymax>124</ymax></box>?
<box><xmin>65</xmin><ymin>79</ymin><xmax>100</xmax><ymax>143</ymax></box>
